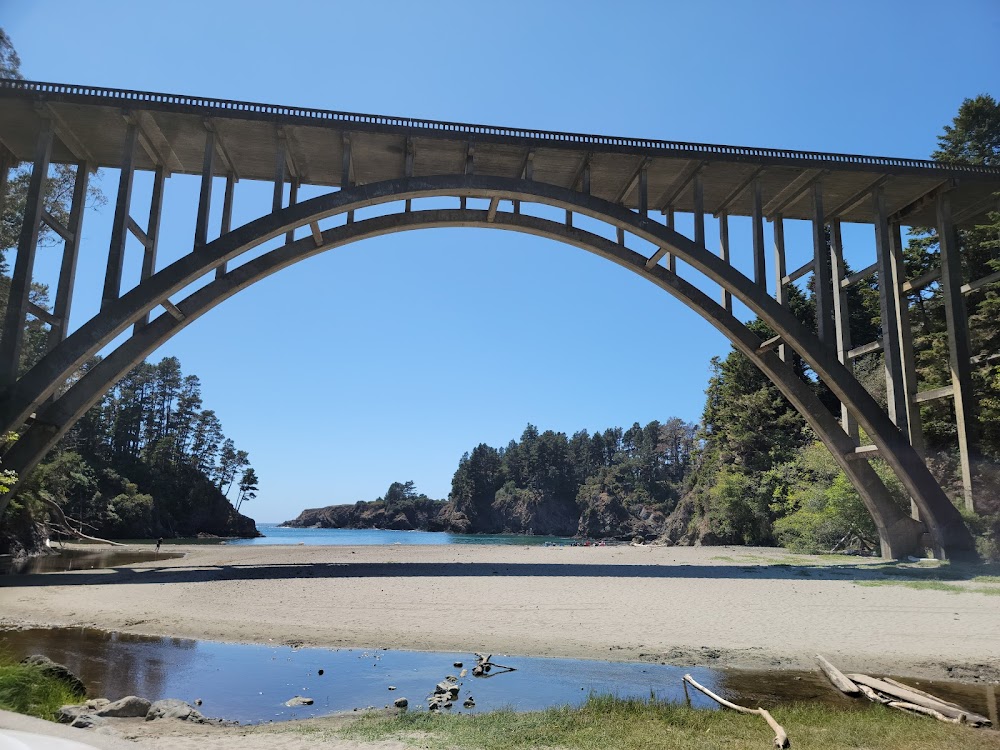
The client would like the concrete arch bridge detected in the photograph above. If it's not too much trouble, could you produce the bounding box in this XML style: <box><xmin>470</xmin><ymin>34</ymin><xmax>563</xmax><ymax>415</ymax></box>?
<box><xmin>1</xmin><ymin>80</ymin><xmax>999</xmax><ymax>559</ymax></box>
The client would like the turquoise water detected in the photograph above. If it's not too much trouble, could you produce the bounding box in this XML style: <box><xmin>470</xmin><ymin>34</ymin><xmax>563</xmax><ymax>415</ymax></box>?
<box><xmin>227</xmin><ymin>523</ymin><xmax>576</xmax><ymax>546</ymax></box>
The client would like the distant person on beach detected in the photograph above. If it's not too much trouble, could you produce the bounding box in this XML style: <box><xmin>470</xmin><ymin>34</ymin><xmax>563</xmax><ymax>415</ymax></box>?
<box><xmin>155</xmin><ymin>537</ymin><xmax>162</xmax><ymax>553</ymax></box>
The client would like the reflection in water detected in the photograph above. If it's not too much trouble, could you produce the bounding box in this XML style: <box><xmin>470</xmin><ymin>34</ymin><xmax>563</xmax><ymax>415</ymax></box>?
<box><xmin>0</xmin><ymin>628</ymin><xmax>989</xmax><ymax>726</ymax></box>
<box><xmin>0</xmin><ymin>548</ymin><xmax>184</xmax><ymax>575</ymax></box>
<box><xmin>0</xmin><ymin>628</ymin><xmax>195</xmax><ymax>702</ymax></box>
<box><xmin>0</xmin><ymin>628</ymin><xmax>723</xmax><ymax>724</ymax></box>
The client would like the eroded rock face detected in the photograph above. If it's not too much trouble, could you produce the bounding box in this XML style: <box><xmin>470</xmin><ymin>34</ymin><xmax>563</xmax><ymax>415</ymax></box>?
<box><xmin>96</xmin><ymin>696</ymin><xmax>152</xmax><ymax>718</ymax></box>
<box><xmin>21</xmin><ymin>654</ymin><xmax>87</xmax><ymax>697</ymax></box>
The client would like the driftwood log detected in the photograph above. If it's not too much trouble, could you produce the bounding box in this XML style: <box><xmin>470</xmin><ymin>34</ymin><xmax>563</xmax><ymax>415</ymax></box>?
<box><xmin>683</xmin><ymin>674</ymin><xmax>790</xmax><ymax>748</ymax></box>
<box><xmin>881</xmin><ymin>678</ymin><xmax>962</xmax><ymax>710</ymax></box>
<box><xmin>846</xmin><ymin>673</ymin><xmax>992</xmax><ymax>728</ymax></box>
<box><xmin>887</xmin><ymin>700</ymin><xmax>962</xmax><ymax>724</ymax></box>
<box><xmin>816</xmin><ymin>655</ymin><xmax>859</xmax><ymax>695</ymax></box>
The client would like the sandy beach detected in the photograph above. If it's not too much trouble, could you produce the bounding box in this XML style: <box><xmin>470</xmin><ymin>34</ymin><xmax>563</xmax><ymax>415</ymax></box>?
<box><xmin>2</xmin><ymin>543</ymin><xmax>999</xmax><ymax>681</ymax></box>
<box><xmin>3</xmin><ymin>543</ymin><xmax>1000</xmax><ymax>748</ymax></box>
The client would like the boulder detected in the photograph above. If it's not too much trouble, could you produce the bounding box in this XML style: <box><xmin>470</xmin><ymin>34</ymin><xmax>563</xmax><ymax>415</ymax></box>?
<box><xmin>284</xmin><ymin>696</ymin><xmax>314</xmax><ymax>707</ymax></box>
<box><xmin>20</xmin><ymin>655</ymin><xmax>86</xmax><ymax>697</ymax></box>
<box><xmin>57</xmin><ymin>705</ymin><xmax>89</xmax><ymax>724</ymax></box>
<box><xmin>97</xmin><ymin>696</ymin><xmax>151</xmax><ymax>718</ymax></box>
<box><xmin>70</xmin><ymin>714</ymin><xmax>104</xmax><ymax>729</ymax></box>
<box><xmin>145</xmin><ymin>698</ymin><xmax>204</xmax><ymax>722</ymax></box>
<box><xmin>392</xmin><ymin>697</ymin><xmax>408</xmax><ymax>709</ymax></box>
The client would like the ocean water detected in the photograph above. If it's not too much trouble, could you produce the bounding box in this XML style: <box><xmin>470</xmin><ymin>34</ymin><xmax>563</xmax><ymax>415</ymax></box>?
<box><xmin>226</xmin><ymin>523</ymin><xmax>576</xmax><ymax>546</ymax></box>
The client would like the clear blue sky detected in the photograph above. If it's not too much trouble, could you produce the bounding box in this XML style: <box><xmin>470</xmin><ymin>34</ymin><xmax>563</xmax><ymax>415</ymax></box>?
<box><xmin>5</xmin><ymin>1</ymin><xmax>998</xmax><ymax>522</ymax></box>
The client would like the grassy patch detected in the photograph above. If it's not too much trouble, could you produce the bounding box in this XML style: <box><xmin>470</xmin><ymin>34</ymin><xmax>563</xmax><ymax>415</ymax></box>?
<box><xmin>337</xmin><ymin>696</ymin><xmax>998</xmax><ymax>750</ymax></box>
<box><xmin>857</xmin><ymin>579</ymin><xmax>1000</xmax><ymax>595</ymax></box>
<box><xmin>0</xmin><ymin>655</ymin><xmax>84</xmax><ymax>721</ymax></box>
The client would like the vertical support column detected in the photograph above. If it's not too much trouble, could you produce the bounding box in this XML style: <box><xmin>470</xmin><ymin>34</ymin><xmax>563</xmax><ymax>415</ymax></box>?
<box><xmin>404</xmin><ymin>137</ymin><xmax>413</xmax><ymax>213</ymax></box>
<box><xmin>830</xmin><ymin>220</ymin><xmax>860</xmax><ymax>442</ymax></box>
<box><xmin>889</xmin><ymin>221</ymin><xmax>924</xmax><ymax>452</ymax></box>
<box><xmin>873</xmin><ymin>186</ymin><xmax>909</xmax><ymax>439</ymax></box>
<box><xmin>285</xmin><ymin>180</ymin><xmax>299</xmax><ymax>244</ymax></box>
<box><xmin>133</xmin><ymin>166</ymin><xmax>166</xmax><ymax>334</ymax></box>
<box><xmin>0</xmin><ymin>121</ymin><xmax>53</xmax><ymax>385</ymax></box>
<box><xmin>718</xmin><ymin>211</ymin><xmax>733</xmax><ymax>314</ymax></box>
<box><xmin>47</xmin><ymin>162</ymin><xmax>90</xmax><ymax>347</ymax></box>
<box><xmin>937</xmin><ymin>192</ymin><xmax>977</xmax><ymax>512</ymax></box>
<box><xmin>751</xmin><ymin>177</ymin><xmax>766</xmax><ymax>287</ymax></box>
<box><xmin>638</xmin><ymin>164</ymin><xmax>648</xmax><ymax>218</ymax></box>
<box><xmin>772</xmin><ymin>214</ymin><xmax>787</xmax><ymax>361</ymax></box>
<box><xmin>273</xmin><ymin>136</ymin><xmax>286</xmax><ymax>217</ymax></box>
<box><xmin>812</xmin><ymin>183</ymin><xmax>834</xmax><ymax>346</ymax></box>
<box><xmin>194</xmin><ymin>129</ymin><xmax>216</xmax><ymax>247</ymax></box>
<box><xmin>664</xmin><ymin>207</ymin><xmax>676</xmax><ymax>272</ymax></box>
<box><xmin>102</xmin><ymin>121</ymin><xmax>138</xmax><ymax>310</ymax></box>
<box><xmin>692</xmin><ymin>172</ymin><xmax>705</xmax><ymax>249</ymax></box>
<box><xmin>582</xmin><ymin>163</ymin><xmax>591</xmax><ymax>196</ymax></box>
<box><xmin>341</xmin><ymin>133</ymin><xmax>353</xmax><ymax>224</ymax></box>
<box><xmin>215</xmin><ymin>172</ymin><xmax>236</xmax><ymax>280</ymax></box>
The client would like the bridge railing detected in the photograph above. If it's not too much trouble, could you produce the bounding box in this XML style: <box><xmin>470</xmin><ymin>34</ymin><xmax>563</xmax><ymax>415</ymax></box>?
<box><xmin>3</xmin><ymin>78</ymin><xmax>1000</xmax><ymax>175</ymax></box>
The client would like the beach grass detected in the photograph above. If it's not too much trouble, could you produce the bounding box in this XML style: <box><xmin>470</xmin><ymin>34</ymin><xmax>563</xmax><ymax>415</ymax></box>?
<box><xmin>0</xmin><ymin>654</ymin><xmax>83</xmax><ymax>721</ymax></box>
<box><xmin>338</xmin><ymin>696</ymin><xmax>999</xmax><ymax>750</ymax></box>
<box><xmin>857</xmin><ymin>579</ymin><xmax>1000</xmax><ymax>595</ymax></box>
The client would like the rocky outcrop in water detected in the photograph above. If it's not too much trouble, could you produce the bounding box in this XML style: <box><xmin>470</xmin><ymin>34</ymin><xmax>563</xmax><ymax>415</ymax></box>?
<box><xmin>283</xmin><ymin>498</ymin><xmax>450</xmax><ymax>532</ymax></box>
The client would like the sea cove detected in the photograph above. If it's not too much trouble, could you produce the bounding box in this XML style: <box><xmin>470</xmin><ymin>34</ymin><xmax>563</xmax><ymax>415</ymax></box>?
<box><xmin>227</xmin><ymin>524</ymin><xmax>576</xmax><ymax>546</ymax></box>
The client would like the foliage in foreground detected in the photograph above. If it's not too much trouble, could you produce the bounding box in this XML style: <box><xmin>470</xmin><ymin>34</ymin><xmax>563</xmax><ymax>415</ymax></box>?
<box><xmin>0</xmin><ymin>655</ymin><xmax>83</xmax><ymax>721</ymax></box>
<box><xmin>338</xmin><ymin>696</ymin><xmax>999</xmax><ymax>750</ymax></box>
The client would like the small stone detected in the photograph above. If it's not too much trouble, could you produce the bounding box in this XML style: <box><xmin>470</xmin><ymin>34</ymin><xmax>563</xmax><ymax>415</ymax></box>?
<box><xmin>284</xmin><ymin>696</ymin><xmax>314</xmax><ymax>707</ymax></box>
<box><xmin>318</xmin><ymin>669</ymin><xmax>324</xmax><ymax>676</ymax></box>
<box><xmin>393</xmin><ymin>697</ymin><xmax>408</xmax><ymax>709</ymax></box>
<box><xmin>194</xmin><ymin>699</ymin><xmax>203</xmax><ymax>706</ymax></box>
<box><xmin>453</xmin><ymin>661</ymin><xmax>463</xmax><ymax>668</ymax></box>
<box><xmin>463</xmin><ymin>699</ymin><xmax>475</xmax><ymax>708</ymax></box>
<box><xmin>459</xmin><ymin>669</ymin><xmax>468</xmax><ymax>678</ymax></box>
<box><xmin>97</xmin><ymin>696</ymin><xmax>152</xmax><ymax>718</ymax></box>
<box><xmin>388</xmin><ymin>685</ymin><xmax>396</xmax><ymax>690</ymax></box>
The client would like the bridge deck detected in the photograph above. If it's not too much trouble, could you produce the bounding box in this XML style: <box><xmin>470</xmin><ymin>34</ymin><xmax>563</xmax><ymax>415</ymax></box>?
<box><xmin>1</xmin><ymin>79</ymin><xmax>998</xmax><ymax>227</ymax></box>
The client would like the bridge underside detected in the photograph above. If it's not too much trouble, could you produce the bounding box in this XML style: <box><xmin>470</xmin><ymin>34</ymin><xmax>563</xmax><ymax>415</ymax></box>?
<box><xmin>1</xmin><ymin>80</ymin><xmax>998</xmax><ymax>560</ymax></box>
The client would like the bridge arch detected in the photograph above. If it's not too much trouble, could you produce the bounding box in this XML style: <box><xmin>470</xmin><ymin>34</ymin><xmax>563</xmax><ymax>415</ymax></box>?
<box><xmin>0</xmin><ymin>176</ymin><xmax>975</xmax><ymax>559</ymax></box>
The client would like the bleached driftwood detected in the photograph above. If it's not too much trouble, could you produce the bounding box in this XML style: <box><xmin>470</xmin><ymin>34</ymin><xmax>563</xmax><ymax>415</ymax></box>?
<box><xmin>816</xmin><ymin>655</ymin><xmax>859</xmax><ymax>695</ymax></box>
<box><xmin>886</xmin><ymin>700</ymin><xmax>962</xmax><ymax>724</ymax></box>
<box><xmin>683</xmin><ymin>674</ymin><xmax>790</xmax><ymax>748</ymax></box>
<box><xmin>847</xmin><ymin>673</ymin><xmax>991</xmax><ymax>727</ymax></box>
<box><xmin>881</xmin><ymin>678</ymin><xmax>963</xmax><ymax>710</ymax></box>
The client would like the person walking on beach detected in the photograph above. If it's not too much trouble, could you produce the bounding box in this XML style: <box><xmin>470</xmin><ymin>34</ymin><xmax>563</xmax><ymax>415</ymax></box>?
<box><xmin>155</xmin><ymin>537</ymin><xmax>162</xmax><ymax>553</ymax></box>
